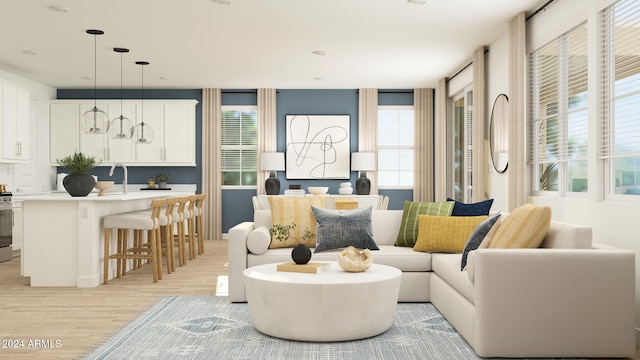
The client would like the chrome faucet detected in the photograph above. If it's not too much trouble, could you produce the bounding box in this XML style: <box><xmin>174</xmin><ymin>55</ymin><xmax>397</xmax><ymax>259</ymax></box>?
<box><xmin>109</xmin><ymin>163</ymin><xmax>128</xmax><ymax>194</ymax></box>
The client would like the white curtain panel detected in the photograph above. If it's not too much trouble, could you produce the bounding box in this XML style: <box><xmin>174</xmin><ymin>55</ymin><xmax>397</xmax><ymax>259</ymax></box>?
<box><xmin>413</xmin><ymin>88</ymin><xmax>434</xmax><ymax>202</ymax></box>
<box><xmin>472</xmin><ymin>46</ymin><xmax>486</xmax><ymax>202</ymax></box>
<box><xmin>257</xmin><ymin>89</ymin><xmax>277</xmax><ymax>195</ymax></box>
<box><xmin>358</xmin><ymin>88</ymin><xmax>379</xmax><ymax>194</ymax></box>
<box><xmin>508</xmin><ymin>12</ymin><xmax>527</xmax><ymax>211</ymax></box>
<box><xmin>434</xmin><ymin>79</ymin><xmax>448</xmax><ymax>201</ymax></box>
<box><xmin>202</xmin><ymin>88</ymin><xmax>222</xmax><ymax>241</ymax></box>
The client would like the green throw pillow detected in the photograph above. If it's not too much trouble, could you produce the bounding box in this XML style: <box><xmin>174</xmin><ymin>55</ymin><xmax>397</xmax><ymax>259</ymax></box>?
<box><xmin>394</xmin><ymin>200</ymin><xmax>455</xmax><ymax>247</ymax></box>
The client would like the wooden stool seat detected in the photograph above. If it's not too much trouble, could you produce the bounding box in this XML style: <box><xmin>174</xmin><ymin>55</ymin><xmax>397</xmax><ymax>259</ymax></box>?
<box><xmin>103</xmin><ymin>199</ymin><xmax>165</xmax><ymax>284</ymax></box>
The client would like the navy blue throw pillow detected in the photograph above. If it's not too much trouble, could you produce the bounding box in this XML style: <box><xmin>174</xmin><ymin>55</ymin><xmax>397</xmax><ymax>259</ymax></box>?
<box><xmin>447</xmin><ymin>198</ymin><xmax>494</xmax><ymax>216</ymax></box>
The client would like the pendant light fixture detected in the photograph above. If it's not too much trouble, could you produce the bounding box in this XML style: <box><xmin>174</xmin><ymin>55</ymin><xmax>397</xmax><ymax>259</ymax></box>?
<box><xmin>81</xmin><ymin>29</ymin><xmax>110</xmax><ymax>134</ymax></box>
<box><xmin>132</xmin><ymin>61</ymin><xmax>154</xmax><ymax>144</ymax></box>
<box><xmin>109</xmin><ymin>48</ymin><xmax>134</xmax><ymax>139</ymax></box>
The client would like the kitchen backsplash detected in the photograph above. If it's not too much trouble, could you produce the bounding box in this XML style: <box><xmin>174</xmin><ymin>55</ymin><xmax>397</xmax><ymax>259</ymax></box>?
<box><xmin>0</xmin><ymin>164</ymin><xmax>12</xmax><ymax>191</ymax></box>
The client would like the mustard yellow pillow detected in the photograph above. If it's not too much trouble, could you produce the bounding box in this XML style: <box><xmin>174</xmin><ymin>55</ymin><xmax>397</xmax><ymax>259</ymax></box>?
<box><xmin>488</xmin><ymin>203</ymin><xmax>551</xmax><ymax>249</ymax></box>
<box><xmin>268</xmin><ymin>196</ymin><xmax>324</xmax><ymax>248</ymax></box>
<box><xmin>413</xmin><ymin>215</ymin><xmax>487</xmax><ymax>253</ymax></box>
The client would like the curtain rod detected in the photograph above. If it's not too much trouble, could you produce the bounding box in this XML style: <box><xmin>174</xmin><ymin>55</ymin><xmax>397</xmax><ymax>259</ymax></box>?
<box><xmin>446</xmin><ymin>62</ymin><xmax>472</xmax><ymax>83</ymax></box>
<box><xmin>526</xmin><ymin>0</ymin><xmax>555</xmax><ymax>21</ymax></box>
<box><xmin>446</xmin><ymin>47</ymin><xmax>489</xmax><ymax>82</ymax></box>
<box><xmin>221</xmin><ymin>90</ymin><xmax>257</xmax><ymax>94</ymax></box>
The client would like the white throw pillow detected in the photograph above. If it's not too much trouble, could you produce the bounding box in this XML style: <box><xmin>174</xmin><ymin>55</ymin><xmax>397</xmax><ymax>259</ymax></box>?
<box><xmin>247</xmin><ymin>226</ymin><xmax>271</xmax><ymax>254</ymax></box>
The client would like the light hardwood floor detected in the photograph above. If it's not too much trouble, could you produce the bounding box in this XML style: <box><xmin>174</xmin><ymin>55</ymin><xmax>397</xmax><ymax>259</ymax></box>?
<box><xmin>1</xmin><ymin>239</ymin><xmax>638</xmax><ymax>360</ymax></box>
<box><xmin>0</xmin><ymin>239</ymin><xmax>228</xmax><ymax>360</ymax></box>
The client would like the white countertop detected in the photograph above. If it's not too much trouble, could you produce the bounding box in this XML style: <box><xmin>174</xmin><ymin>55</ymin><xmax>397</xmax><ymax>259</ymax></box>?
<box><xmin>22</xmin><ymin>191</ymin><xmax>190</xmax><ymax>202</ymax></box>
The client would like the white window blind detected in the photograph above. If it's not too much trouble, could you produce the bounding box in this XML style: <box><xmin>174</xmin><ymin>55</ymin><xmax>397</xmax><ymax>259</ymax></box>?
<box><xmin>529</xmin><ymin>24</ymin><xmax>589</xmax><ymax>165</ymax></box>
<box><xmin>601</xmin><ymin>0</ymin><xmax>640</xmax><ymax>159</ymax></box>
<box><xmin>377</xmin><ymin>106</ymin><xmax>414</xmax><ymax>187</ymax></box>
<box><xmin>221</xmin><ymin>107</ymin><xmax>258</xmax><ymax>186</ymax></box>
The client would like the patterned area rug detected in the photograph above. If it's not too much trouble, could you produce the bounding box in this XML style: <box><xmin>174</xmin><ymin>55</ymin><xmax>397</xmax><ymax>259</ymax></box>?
<box><xmin>83</xmin><ymin>296</ymin><xmax>581</xmax><ymax>360</ymax></box>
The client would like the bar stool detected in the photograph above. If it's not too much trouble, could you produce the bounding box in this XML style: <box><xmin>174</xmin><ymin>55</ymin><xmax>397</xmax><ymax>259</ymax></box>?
<box><xmin>132</xmin><ymin>197</ymin><xmax>177</xmax><ymax>273</ymax></box>
<box><xmin>185</xmin><ymin>195</ymin><xmax>197</xmax><ymax>260</ymax></box>
<box><xmin>103</xmin><ymin>199</ymin><xmax>165</xmax><ymax>284</ymax></box>
<box><xmin>172</xmin><ymin>196</ymin><xmax>189</xmax><ymax>267</ymax></box>
<box><xmin>194</xmin><ymin>193</ymin><xmax>206</xmax><ymax>254</ymax></box>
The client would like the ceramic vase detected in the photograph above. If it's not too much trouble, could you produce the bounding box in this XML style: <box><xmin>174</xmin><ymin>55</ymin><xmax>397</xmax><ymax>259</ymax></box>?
<box><xmin>63</xmin><ymin>173</ymin><xmax>96</xmax><ymax>197</ymax></box>
<box><xmin>291</xmin><ymin>244</ymin><xmax>312</xmax><ymax>264</ymax></box>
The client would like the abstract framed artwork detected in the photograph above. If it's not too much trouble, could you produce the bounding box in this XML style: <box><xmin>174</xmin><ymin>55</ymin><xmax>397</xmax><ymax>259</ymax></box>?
<box><xmin>285</xmin><ymin>114</ymin><xmax>350</xmax><ymax>179</ymax></box>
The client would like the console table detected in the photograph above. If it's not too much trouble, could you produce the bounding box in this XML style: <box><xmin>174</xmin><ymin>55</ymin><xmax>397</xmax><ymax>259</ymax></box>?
<box><xmin>255</xmin><ymin>194</ymin><xmax>385</xmax><ymax>210</ymax></box>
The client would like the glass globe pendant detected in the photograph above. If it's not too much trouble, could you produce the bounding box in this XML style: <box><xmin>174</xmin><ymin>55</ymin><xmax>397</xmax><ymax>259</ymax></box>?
<box><xmin>109</xmin><ymin>48</ymin><xmax>134</xmax><ymax>139</ymax></box>
<box><xmin>132</xmin><ymin>61</ymin><xmax>154</xmax><ymax>144</ymax></box>
<box><xmin>81</xmin><ymin>29</ymin><xmax>110</xmax><ymax>134</ymax></box>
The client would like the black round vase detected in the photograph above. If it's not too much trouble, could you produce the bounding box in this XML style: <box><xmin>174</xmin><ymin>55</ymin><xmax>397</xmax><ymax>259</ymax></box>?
<box><xmin>63</xmin><ymin>173</ymin><xmax>96</xmax><ymax>197</ymax></box>
<box><xmin>291</xmin><ymin>244</ymin><xmax>312</xmax><ymax>264</ymax></box>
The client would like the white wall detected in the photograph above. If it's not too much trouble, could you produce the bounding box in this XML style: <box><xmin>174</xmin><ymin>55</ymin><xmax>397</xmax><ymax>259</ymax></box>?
<box><xmin>0</xmin><ymin>69</ymin><xmax>56</xmax><ymax>192</ymax></box>
<box><xmin>485</xmin><ymin>0</ymin><xmax>640</xmax><ymax>342</ymax></box>
<box><xmin>486</xmin><ymin>32</ymin><xmax>510</xmax><ymax>212</ymax></box>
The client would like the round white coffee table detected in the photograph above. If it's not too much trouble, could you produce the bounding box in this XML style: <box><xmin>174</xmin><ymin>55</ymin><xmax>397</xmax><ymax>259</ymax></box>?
<box><xmin>243</xmin><ymin>261</ymin><xmax>401</xmax><ymax>342</ymax></box>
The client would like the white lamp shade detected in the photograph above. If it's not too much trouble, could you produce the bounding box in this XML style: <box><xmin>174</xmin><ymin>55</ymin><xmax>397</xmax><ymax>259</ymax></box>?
<box><xmin>260</xmin><ymin>152</ymin><xmax>285</xmax><ymax>171</ymax></box>
<box><xmin>351</xmin><ymin>152</ymin><xmax>376</xmax><ymax>171</ymax></box>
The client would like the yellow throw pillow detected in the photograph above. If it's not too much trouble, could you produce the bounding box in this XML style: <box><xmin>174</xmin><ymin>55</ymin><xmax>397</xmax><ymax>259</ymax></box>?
<box><xmin>413</xmin><ymin>215</ymin><xmax>487</xmax><ymax>253</ymax></box>
<box><xmin>268</xmin><ymin>196</ymin><xmax>324</xmax><ymax>248</ymax></box>
<box><xmin>488</xmin><ymin>203</ymin><xmax>551</xmax><ymax>249</ymax></box>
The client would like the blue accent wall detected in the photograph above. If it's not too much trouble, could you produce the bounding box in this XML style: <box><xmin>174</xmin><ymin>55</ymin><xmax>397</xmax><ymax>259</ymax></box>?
<box><xmin>57</xmin><ymin>88</ymin><xmax>417</xmax><ymax>233</ymax></box>
<box><xmin>221</xmin><ymin>89</ymin><xmax>416</xmax><ymax>232</ymax></box>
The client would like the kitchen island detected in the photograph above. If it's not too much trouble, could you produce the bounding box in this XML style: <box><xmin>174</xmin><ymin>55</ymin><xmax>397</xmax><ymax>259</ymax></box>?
<box><xmin>21</xmin><ymin>191</ymin><xmax>190</xmax><ymax>287</ymax></box>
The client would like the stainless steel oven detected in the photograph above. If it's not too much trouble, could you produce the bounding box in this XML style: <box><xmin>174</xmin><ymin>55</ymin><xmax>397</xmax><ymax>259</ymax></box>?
<box><xmin>0</xmin><ymin>193</ymin><xmax>12</xmax><ymax>262</ymax></box>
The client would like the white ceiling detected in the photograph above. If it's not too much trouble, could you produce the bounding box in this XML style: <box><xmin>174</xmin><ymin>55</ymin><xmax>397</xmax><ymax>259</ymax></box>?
<box><xmin>0</xmin><ymin>0</ymin><xmax>543</xmax><ymax>90</ymax></box>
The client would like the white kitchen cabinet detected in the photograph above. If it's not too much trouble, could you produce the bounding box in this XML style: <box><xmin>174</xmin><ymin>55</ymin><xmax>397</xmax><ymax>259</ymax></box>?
<box><xmin>50</xmin><ymin>103</ymin><xmax>80</xmax><ymax>164</ymax></box>
<box><xmin>134</xmin><ymin>102</ymin><xmax>165</xmax><ymax>164</ymax></box>
<box><xmin>0</xmin><ymin>82</ymin><xmax>30</xmax><ymax>162</ymax></box>
<box><xmin>50</xmin><ymin>99</ymin><xmax>197</xmax><ymax>166</ymax></box>
<box><xmin>163</xmin><ymin>102</ymin><xmax>196</xmax><ymax>165</ymax></box>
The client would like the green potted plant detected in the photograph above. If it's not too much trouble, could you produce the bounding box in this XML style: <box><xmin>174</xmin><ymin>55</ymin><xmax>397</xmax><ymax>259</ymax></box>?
<box><xmin>155</xmin><ymin>173</ymin><xmax>171</xmax><ymax>189</ymax></box>
<box><xmin>57</xmin><ymin>152</ymin><xmax>100</xmax><ymax>197</ymax></box>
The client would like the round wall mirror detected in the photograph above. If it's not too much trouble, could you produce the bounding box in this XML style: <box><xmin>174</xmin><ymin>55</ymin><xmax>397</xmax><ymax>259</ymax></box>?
<box><xmin>490</xmin><ymin>94</ymin><xmax>509</xmax><ymax>173</ymax></box>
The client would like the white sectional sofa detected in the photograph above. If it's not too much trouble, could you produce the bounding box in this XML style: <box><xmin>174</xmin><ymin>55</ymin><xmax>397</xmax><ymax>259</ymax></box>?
<box><xmin>228</xmin><ymin>209</ymin><xmax>636</xmax><ymax>358</ymax></box>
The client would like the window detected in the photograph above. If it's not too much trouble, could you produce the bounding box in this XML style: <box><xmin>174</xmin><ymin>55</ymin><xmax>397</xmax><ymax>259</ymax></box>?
<box><xmin>377</xmin><ymin>106</ymin><xmax>414</xmax><ymax>188</ymax></box>
<box><xmin>450</xmin><ymin>89</ymin><xmax>473</xmax><ymax>202</ymax></box>
<box><xmin>601</xmin><ymin>0</ymin><xmax>640</xmax><ymax>196</ymax></box>
<box><xmin>529</xmin><ymin>22</ymin><xmax>588</xmax><ymax>194</ymax></box>
<box><xmin>221</xmin><ymin>106</ymin><xmax>258</xmax><ymax>186</ymax></box>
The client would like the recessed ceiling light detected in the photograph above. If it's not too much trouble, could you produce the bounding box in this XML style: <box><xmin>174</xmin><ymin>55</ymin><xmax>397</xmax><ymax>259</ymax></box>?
<box><xmin>212</xmin><ymin>0</ymin><xmax>233</xmax><ymax>4</ymax></box>
<box><xmin>22</xmin><ymin>50</ymin><xmax>37</xmax><ymax>56</ymax></box>
<box><xmin>82</xmin><ymin>76</ymin><xmax>93</xmax><ymax>81</ymax></box>
<box><xmin>49</xmin><ymin>5</ymin><xmax>70</xmax><ymax>13</ymax></box>
<box><xmin>407</xmin><ymin>0</ymin><xmax>426</xmax><ymax>4</ymax></box>
<box><xmin>314</xmin><ymin>77</ymin><xmax>325</xmax><ymax>81</ymax></box>
<box><xmin>158</xmin><ymin>76</ymin><xmax>172</xmax><ymax>81</ymax></box>
<box><xmin>312</xmin><ymin>50</ymin><xmax>326</xmax><ymax>56</ymax></box>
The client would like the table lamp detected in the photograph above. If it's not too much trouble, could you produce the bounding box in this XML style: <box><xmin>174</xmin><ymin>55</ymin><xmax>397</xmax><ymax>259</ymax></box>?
<box><xmin>351</xmin><ymin>152</ymin><xmax>375</xmax><ymax>195</ymax></box>
<box><xmin>261</xmin><ymin>152</ymin><xmax>285</xmax><ymax>195</ymax></box>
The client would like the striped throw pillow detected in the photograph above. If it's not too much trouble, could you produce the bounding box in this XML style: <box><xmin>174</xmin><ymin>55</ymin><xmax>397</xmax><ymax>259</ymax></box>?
<box><xmin>268</xmin><ymin>196</ymin><xmax>324</xmax><ymax>248</ymax></box>
<box><xmin>394</xmin><ymin>200</ymin><xmax>454</xmax><ymax>247</ymax></box>
<box><xmin>488</xmin><ymin>203</ymin><xmax>551</xmax><ymax>249</ymax></box>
